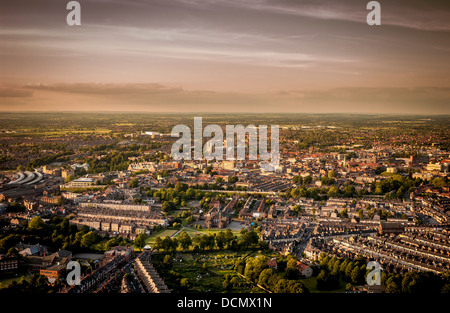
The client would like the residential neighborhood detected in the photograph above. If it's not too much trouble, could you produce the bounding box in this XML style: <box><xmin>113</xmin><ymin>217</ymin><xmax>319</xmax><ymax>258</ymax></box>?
<box><xmin>0</xmin><ymin>114</ymin><xmax>449</xmax><ymax>294</ymax></box>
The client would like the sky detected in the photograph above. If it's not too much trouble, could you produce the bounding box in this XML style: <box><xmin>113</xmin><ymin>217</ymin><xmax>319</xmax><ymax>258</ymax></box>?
<box><xmin>0</xmin><ymin>0</ymin><xmax>449</xmax><ymax>113</ymax></box>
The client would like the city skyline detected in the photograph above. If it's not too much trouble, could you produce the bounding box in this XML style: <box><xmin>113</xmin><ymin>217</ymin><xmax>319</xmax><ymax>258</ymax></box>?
<box><xmin>0</xmin><ymin>0</ymin><xmax>449</xmax><ymax>113</ymax></box>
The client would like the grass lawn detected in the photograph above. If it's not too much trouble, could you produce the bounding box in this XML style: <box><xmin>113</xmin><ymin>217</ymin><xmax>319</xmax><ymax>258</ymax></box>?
<box><xmin>301</xmin><ymin>276</ymin><xmax>348</xmax><ymax>293</ymax></box>
<box><xmin>180</xmin><ymin>227</ymin><xmax>242</xmax><ymax>239</ymax></box>
<box><xmin>145</xmin><ymin>228</ymin><xmax>179</xmax><ymax>246</ymax></box>
<box><xmin>90</xmin><ymin>239</ymin><xmax>109</xmax><ymax>251</ymax></box>
<box><xmin>177</xmin><ymin>227</ymin><xmax>201</xmax><ymax>236</ymax></box>
<box><xmin>41</xmin><ymin>129</ymin><xmax>112</xmax><ymax>136</ymax></box>
<box><xmin>0</xmin><ymin>271</ymin><xmax>32</xmax><ymax>289</ymax></box>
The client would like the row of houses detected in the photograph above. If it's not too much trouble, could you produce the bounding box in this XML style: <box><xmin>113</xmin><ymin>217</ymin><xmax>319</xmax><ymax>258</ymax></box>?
<box><xmin>312</xmin><ymin>226</ymin><xmax>450</xmax><ymax>275</ymax></box>
<box><xmin>133</xmin><ymin>251</ymin><xmax>170</xmax><ymax>293</ymax></box>
<box><xmin>70</xmin><ymin>218</ymin><xmax>146</xmax><ymax>236</ymax></box>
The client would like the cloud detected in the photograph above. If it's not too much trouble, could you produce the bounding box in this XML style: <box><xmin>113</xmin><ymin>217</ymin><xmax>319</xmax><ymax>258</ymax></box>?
<box><xmin>0</xmin><ymin>0</ymin><xmax>448</xmax><ymax>95</ymax></box>
<box><xmin>1</xmin><ymin>83</ymin><xmax>448</xmax><ymax>114</ymax></box>
<box><xmin>191</xmin><ymin>0</ymin><xmax>450</xmax><ymax>32</ymax></box>
<box><xmin>23</xmin><ymin>83</ymin><xmax>184</xmax><ymax>95</ymax></box>
<box><xmin>0</xmin><ymin>88</ymin><xmax>33</xmax><ymax>97</ymax></box>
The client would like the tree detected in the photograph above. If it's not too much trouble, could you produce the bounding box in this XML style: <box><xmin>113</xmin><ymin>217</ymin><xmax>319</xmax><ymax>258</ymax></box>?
<box><xmin>186</xmin><ymin>215</ymin><xmax>194</xmax><ymax>224</ymax></box>
<box><xmin>258</xmin><ymin>268</ymin><xmax>275</xmax><ymax>289</ymax></box>
<box><xmin>177</xmin><ymin>231</ymin><xmax>192</xmax><ymax>251</ymax></box>
<box><xmin>244</xmin><ymin>256</ymin><xmax>268</xmax><ymax>282</ymax></box>
<box><xmin>134</xmin><ymin>232</ymin><xmax>147</xmax><ymax>251</ymax></box>
<box><xmin>28</xmin><ymin>216</ymin><xmax>46</xmax><ymax>232</ymax></box>
<box><xmin>321</xmin><ymin>176</ymin><xmax>335</xmax><ymax>186</ymax></box>
<box><xmin>162</xmin><ymin>201</ymin><xmax>174</xmax><ymax>213</ymax></box>
<box><xmin>331</xmin><ymin>259</ymin><xmax>341</xmax><ymax>276</ymax></box>
<box><xmin>274</xmin><ymin>279</ymin><xmax>290</xmax><ymax>293</ymax></box>
<box><xmin>396</xmin><ymin>186</ymin><xmax>405</xmax><ymax>199</ymax></box>
<box><xmin>442</xmin><ymin>284</ymin><xmax>450</xmax><ymax>293</ymax></box>
<box><xmin>228</xmin><ymin>176</ymin><xmax>239</xmax><ymax>184</ymax></box>
<box><xmin>292</xmin><ymin>175</ymin><xmax>303</xmax><ymax>184</ymax></box>
<box><xmin>7</xmin><ymin>247</ymin><xmax>18</xmax><ymax>256</ymax></box>
<box><xmin>285</xmin><ymin>280</ymin><xmax>308</xmax><ymax>293</ymax></box>
<box><xmin>186</xmin><ymin>188</ymin><xmax>196</xmax><ymax>199</ymax></box>
<box><xmin>180</xmin><ymin>278</ymin><xmax>191</xmax><ymax>290</ymax></box>
<box><xmin>351</xmin><ymin>265</ymin><xmax>366</xmax><ymax>285</ymax></box>
<box><xmin>344</xmin><ymin>262</ymin><xmax>354</xmax><ymax>281</ymax></box>
<box><xmin>286</xmin><ymin>267</ymin><xmax>300</xmax><ymax>280</ymax></box>
<box><xmin>224</xmin><ymin>228</ymin><xmax>236</xmax><ymax>249</ymax></box>
<box><xmin>193</xmin><ymin>235</ymin><xmax>209</xmax><ymax>251</ymax></box>
<box><xmin>129</xmin><ymin>178</ymin><xmax>139</xmax><ymax>188</ymax></box>
<box><xmin>133</xmin><ymin>198</ymin><xmax>143</xmax><ymax>204</ymax></box>
<box><xmin>316</xmin><ymin>270</ymin><xmax>339</xmax><ymax>290</ymax></box>
<box><xmin>303</xmin><ymin>175</ymin><xmax>312</xmax><ymax>185</ymax></box>
<box><xmin>106</xmin><ymin>238</ymin><xmax>119</xmax><ymax>250</ymax></box>
<box><xmin>292</xmin><ymin>205</ymin><xmax>303</xmax><ymax>215</ymax></box>
<box><xmin>174</xmin><ymin>182</ymin><xmax>187</xmax><ymax>193</ymax></box>
<box><xmin>64</xmin><ymin>175</ymin><xmax>75</xmax><ymax>183</ymax></box>
<box><xmin>358</xmin><ymin>209</ymin><xmax>364</xmax><ymax>220</ymax></box>
<box><xmin>239</xmin><ymin>230</ymin><xmax>259</xmax><ymax>249</ymax></box>
<box><xmin>343</xmin><ymin>185</ymin><xmax>356</xmax><ymax>197</ymax></box>
<box><xmin>162</xmin><ymin>236</ymin><xmax>173</xmax><ymax>252</ymax></box>
<box><xmin>163</xmin><ymin>254</ymin><xmax>172</xmax><ymax>265</ymax></box>
<box><xmin>319</xmin><ymin>253</ymin><xmax>330</xmax><ymax>267</ymax></box>
<box><xmin>327</xmin><ymin>186</ymin><xmax>340</xmax><ymax>197</ymax></box>
<box><xmin>234</xmin><ymin>260</ymin><xmax>246</xmax><ymax>275</ymax></box>
<box><xmin>206</xmin><ymin>235</ymin><xmax>215</xmax><ymax>250</ymax></box>
<box><xmin>80</xmin><ymin>231</ymin><xmax>100</xmax><ymax>248</ymax></box>
<box><xmin>154</xmin><ymin>236</ymin><xmax>163</xmax><ymax>251</ymax></box>
<box><xmin>269</xmin><ymin>277</ymin><xmax>308</xmax><ymax>293</ymax></box>
<box><xmin>386</xmin><ymin>281</ymin><xmax>401</xmax><ymax>293</ymax></box>
<box><xmin>171</xmin><ymin>238</ymin><xmax>178</xmax><ymax>252</ymax></box>
<box><xmin>432</xmin><ymin>177</ymin><xmax>446</xmax><ymax>189</ymax></box>
<box><xmin>401</xmin><ymin>271</ymin><xmax>443</xmax><ymax>293</ymax></box>
<box><xmin>215</xmin><ymin>231</ymin><xmax>226</xmax><ymax>250</ymax></box>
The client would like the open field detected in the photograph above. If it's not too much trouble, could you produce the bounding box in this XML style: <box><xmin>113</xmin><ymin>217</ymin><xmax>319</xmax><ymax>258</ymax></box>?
<box><xmin>179</xmin><ymin>227</ymin><xmax>243</xmax><ymax>239</ymax></box>
<box><xmin>144</xmin><ymin>228</ymin><xmax>179</xmax><ymax>247</ymax></box>
<box><xmin>0</xmin><ymin>271</ymin><xmax>32</xmax><ymax>289</ymax></box>
<box><xmin>39</xmin><ymin>129</ymin><xmax>112</xmax><ymax>136</ymax></box>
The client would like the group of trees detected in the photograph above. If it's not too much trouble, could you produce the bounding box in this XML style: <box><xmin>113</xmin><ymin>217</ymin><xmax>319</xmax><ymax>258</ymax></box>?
<box><xmin>381</xmin><ymin>270</ymin><xmax>450</xmax><ymax>293</ymax></box>
<box><xmin>316</xmin><ymin>253</ymin><xmax>367</xmax><ymax>290</ymax></box>
<box><xmin>147</xmin><ymin>185</ymin><xmax>204</xmax><ymax>213</ymax></box>
<box><xmin>152</xmin><ymin>229</ymin><xmax>260</xmax><ymax>253</ymax></box>
<box><xmin>431</xmin><ymin>177</ymin><xmax>448</xmax><ymax>189</ymax></box>
<box><xmin>292</xmin><ymin>175</ymin><xmax>313</xmax><ymax>185</ymax></box>
<box><xmin>3</xmin><ymin>202</ymin><xmax>26</xmax><ymax>213</ymax></box>
<box><xmin>235</xmin><ymin>255</ymin><xmax>309</xmax><ymax>293</ymax></box>
<box><xmin>316</xmin><ymin>252</ymin><xmax>450</xmax><ymax>293</ymax></box>
<box><xmin>81</xmin><ymin>150</ymin><xmax>138</xmax><ymax>173</ymax></box>
<box><xmin>284</xmin><ymin>178</ymin><xmax>361</xmax><ymax>201</ymax></box>
<box><xmin>287</xmin><ymin>172</ymin><xmax>429</xmax><ymax>202</ymax></box>
<box><xmin>27</xmin><ymin>150</ymin><xmax>74</xmax><ymax>169</ymax></box>
<box><xmin>373</xmin><ymin>175</ymin><xmax>423</xmax><ymax>199</ymax></box>
<box><xmin>292</xmin><ymin>130</ymin><xmax>350</xmax><ymax>150</ymax></box>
